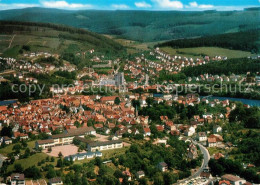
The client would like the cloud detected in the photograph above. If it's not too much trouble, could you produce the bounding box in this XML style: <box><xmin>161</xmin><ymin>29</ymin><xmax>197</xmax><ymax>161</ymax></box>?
<box><xmin>152</xmin><ymin>0</ymin><xmax>183</xmax><ymax>9</ymax></box>
<box><xmin>186</xmin><ymin>1</ymin><xmax>214</xmax><ymax>9</ymax></box>
<box><xmin>135</xmin><ymin>1</ymin><xmax>152</xmax><ymax>8</ymax></box>
<box><xmin>0</xmin><ymin>3</ymin><xmax>38</xmax><ymax>10</ymax></box>
<box><xmin>111</xmin><ymin>4</ymin><xmax>129</xmax><ymax>9</ymax></box>
<box><xmin>41</xmin><ymin>1</ymin><xmax>92</xmax><ymax>9</ymax></box>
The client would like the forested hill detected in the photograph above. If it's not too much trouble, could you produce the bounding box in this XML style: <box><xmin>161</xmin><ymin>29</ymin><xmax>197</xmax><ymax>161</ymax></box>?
<box><xmin>156</xmin><ymin>30</ymin><xmax>260</xmax><ymax>53</ymax></box>
<box><xmin>0</xmin><ymin>7</ymin><xmax>259</xmax><ymax>42</ymax></box>
<box><xmin>182</xmin><ymin>58</ymin><xmax>260</xmax><ymax>77</ymax></box>
<box><xmin>0</xmin><ymin>21</ymin><xmax>125</xmax><ymax>56</ymax></box>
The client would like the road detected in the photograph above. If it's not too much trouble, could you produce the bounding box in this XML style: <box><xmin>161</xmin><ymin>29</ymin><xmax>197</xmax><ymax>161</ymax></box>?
<box><xmin>177</xmin><ymin>140</ymin><xmax>210</xmax><ymax>184</ymax></box>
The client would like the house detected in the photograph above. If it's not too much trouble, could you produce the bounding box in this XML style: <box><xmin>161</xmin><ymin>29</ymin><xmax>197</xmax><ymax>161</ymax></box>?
<box><xmin>49</xmin><ymin>177</ymin><xmax>63</xmax><ymax>185</ymax></box>
<box><xmin>213</xmin><ymin>125</ymin><xmax>222</xmax><ymax>134</ymax></box>
<box><xmin>10</xmin><ymin>173</ymin><xmax>25</xmax><ymax>185</ymax></box>
<box><xmin>200</xmin><ymin>172</ymin><xmax>212</xmax><ymax>179</ymax></box>
<box><xmin>197</xmin><ymin>132</ymin><xmax>207</xmax><ymax>142</ymax></box>
<box><xmin>213</xmin><ymin>153</ymin><xmax>224</xmax><ymax>160</ymax></box>
<box><xmin>187</xmin><ymin>143</ymin><xmax>198</xmax><ymax>159</ymax></box>
<box><xmin>143</xmin><ymin>127</ymin><xmax>151</xmax><ymax>137</ymax></box>
<box><xmin>207</xmin><ymin>138</ymin><xmax>217</xmax><ymax>147</ymax></box>
<box><xmin>219</xmin><ymin>180</ymin><xmax>231</xmax><ymax>185</ymax></box>
<box><xmin>208</xmin><ymin>134</ymin><xmax>223</xmax><ymax>146</ymax></box>
<box><xmin>122</xmin><ymin>170</ymin><xmax>131</xmax><ymax>181</ymax></box>
<box><xmin>184</xmin><ymin>126</ymin><xmax>195</xmax><ymax>136</ymax></box>
<box><xmin>3</xmin><ymin>136</ymin><xmax>12</xmax><ymax>145</ymax></box>
<box><xmin>100</xmin><ymin>96</ymin><xmax>118</xmax><ymax>105</ymax></box>
<box><xmin>221</xmin><ymin>174</ymin><xmax>246</xmax><ymax>185</ymax></box>
<box><xmin>87</xmin><ymin>140</ymin><xmax>123</xmax><ymax>152</ymax></box>
<box><xmin>136</xmin><ymin>171</ymin><xmax>145</xmax><ymax>179</ymax></box>
<box><xmin>157</xmin><ymin>162</ymin><xmax>168</xmax><ymax>172</ymax></box>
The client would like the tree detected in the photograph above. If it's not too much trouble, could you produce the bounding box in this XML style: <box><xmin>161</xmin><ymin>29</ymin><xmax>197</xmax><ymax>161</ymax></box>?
<box><xmin>23</xmin><ymin>148</ymin><xmax>31</xmax><ymax>158</ymax></box>
<box><xmin>153</xmin><ymin>172</ymin><xmax>164</xmax><ymax>185</ymax></box>
<box><xmin>74</xmin><ymin>121</ymin><xmax>81</xmax><ymax>128</ymax></box>
<box><xmin>95</xmin><ymin>157</ymin><xmax>102</xmax><ymax>167</ymax></box>
<box><xmin>24</xmin><ymin>166</ymin><xmax>41</xmax><ymax>179</ymax></box>
<box><xmin>14</xmin><ymin>164</ymin><xmax>24</xmax><ymax>173</ymax></box>
<box><xmin>12</xmin><ymin>144</ymin><xmax>22</xmax><ymax>154</ymax></box>
<box><xmin>114</xmin><ymin>97</ymin><xmax>121</xmax><ymax>105</ymax></box>
<box><xmin>46</xmin><ymin>167</ymin><xmax>56</xmax><ymax>179</ymax></box>
<box><xmin>58</xmin><ymin>152</ymin><xmax>63</xmax><ymax>158</ymax></box>
<box><xmin>0</xmin><ymin>126</ymin><xmax>13</xmax><ymax>137</ymax></box>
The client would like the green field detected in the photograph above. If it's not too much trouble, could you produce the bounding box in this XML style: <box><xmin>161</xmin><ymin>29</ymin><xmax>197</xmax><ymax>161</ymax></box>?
<box><xmin>0</xmin><ymin>141</ymin><xmax>57</xmax><ymax>172</ymax></box>
<box><xmin>0</xmin><ymin>141</ymin><xmax>35</xmax><ymax>156</ymax></box>
<box><xmin>7</xmin><ymin>153</ymin><xmax>57</xmax><ymax>173</ymax></box>
<box><xmin>0</xmin><ymin>21</ymin><xmax>125</xmax><ymax>58</ymax></box>
<box><xmin>161</xmin><ymin>47</ymin><xmax>252</xmax><ymax>59</ymax></box>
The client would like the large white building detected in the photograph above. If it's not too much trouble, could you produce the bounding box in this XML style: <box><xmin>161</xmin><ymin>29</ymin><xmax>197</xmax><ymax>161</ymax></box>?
<box><xmin>35</xmin><ymin>127</ymin><xmax>96</xmax><ymax>149</ymax></box>
<box><xmin>87</xmin><ymin>140</ymin><xmax>123</xmax><ymax>152</ymax></box>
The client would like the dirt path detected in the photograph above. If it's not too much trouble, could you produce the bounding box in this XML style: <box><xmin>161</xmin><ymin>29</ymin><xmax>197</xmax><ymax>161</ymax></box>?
<box><xmin>8</xmin><ymin>34</ymin><xmax>16</xmax><ymax>48</ymax></box>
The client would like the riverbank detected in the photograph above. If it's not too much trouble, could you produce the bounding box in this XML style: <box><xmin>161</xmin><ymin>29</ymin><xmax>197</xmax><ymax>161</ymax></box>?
<box><xmin>201</xmin><ymin>96</ymin><xmax>260</xmax><ymax>107</ymax></box>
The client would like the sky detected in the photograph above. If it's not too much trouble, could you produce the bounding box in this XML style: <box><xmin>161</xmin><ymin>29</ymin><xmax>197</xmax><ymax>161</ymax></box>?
<box><xmin>0</xmin><ymin>0</ymin><xmax>259</xmax><ymax>11</ymax></box>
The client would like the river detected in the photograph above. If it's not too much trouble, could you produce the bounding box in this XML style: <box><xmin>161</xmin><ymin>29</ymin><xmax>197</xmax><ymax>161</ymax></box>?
<box><xmin>201</xmin><ymin>96</ymin><xmax>260</xmax><ymax>107</ymax></box>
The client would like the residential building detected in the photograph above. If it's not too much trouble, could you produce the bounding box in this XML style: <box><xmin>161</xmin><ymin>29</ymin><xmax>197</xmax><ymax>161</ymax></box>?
<box><xmin>221</xmin><ymin>174</ymin><xmax>246</xmax><ymax>185</ymax></box>
<box><xmin>197</xmin><ymin>132</ymin><xmax>207</xmax><ymax>142</ymax></box>
<box><xmin>10</xmin><ymin>173</ymin><xmax>25</xmax><ymax>185</ymax></box>
<box><xmin>136</xmin><ymin>171</ymin><xmax>145</xmax><ymax>179</ymax></box>
<box><xmin>157</xmin><ymin>162</ymin><xmax>168</xmax><ymax>172</ymax></box>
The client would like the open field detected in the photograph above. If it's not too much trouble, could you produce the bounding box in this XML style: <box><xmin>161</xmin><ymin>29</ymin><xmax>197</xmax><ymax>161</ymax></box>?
<box><xmin>0</xmin><ymin>22</ymin><xmax>125</xmax><ymax>58</ymax></box>
<box><xmin>7</xmin><ymin>152</ymin><xmax>57</xmax><ymax>172</ymax></box>
<box><xmin>0</xmin><ymin>34</ymin><xmax>12</xmax><ymax>51</ymax></box>
<box><xmin>0</xmin><ymin>141</ymin><xmax>35</xmax><ymax>156</ymax></box>
<box><xmin>161</xmin><ymin>46</ymin><xmax>253</xmax><ymax>59</ymax></box>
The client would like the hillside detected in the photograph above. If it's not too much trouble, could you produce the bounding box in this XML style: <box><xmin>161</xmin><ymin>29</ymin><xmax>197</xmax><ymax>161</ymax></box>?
<box><xmin>156</xmin><ymin>30</ymin><xmax>260</xmax><ymax>53</ymax></box>
<box><xmin>0</xmin><ymin>20</ymin><xmax>125</xmax><ymax>57</ymax></box>
<box><xmin>0</xmin><ymin>8</ymin><xmax>259</xmax><ymax>42</ymax></box>
<box><xmin>182</xmin><ymin>58</ymin><xmax>260</xmax><ymax>77</ymax></box>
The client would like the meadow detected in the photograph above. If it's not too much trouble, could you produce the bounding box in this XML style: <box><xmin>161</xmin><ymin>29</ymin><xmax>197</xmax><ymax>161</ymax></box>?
<box><xmin>161</xmin><ymin>47</ymin><xmax>253</xmax><ymax>59</ymax></box>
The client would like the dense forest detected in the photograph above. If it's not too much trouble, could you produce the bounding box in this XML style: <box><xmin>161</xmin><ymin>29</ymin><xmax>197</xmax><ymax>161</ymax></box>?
<box><xmin>156</xmin><ymin>30</ymin><xmax>260</xmax><ymax>53</ymax></box>
<box><xmin>182</xmin><ymin>58</ymin><xmax>260</xmax><ymax>76</ymax></box>
<box><xmin>0</xmin><ymin>8</ymin><xmax>259</xmax><ymax>42</ymax></box>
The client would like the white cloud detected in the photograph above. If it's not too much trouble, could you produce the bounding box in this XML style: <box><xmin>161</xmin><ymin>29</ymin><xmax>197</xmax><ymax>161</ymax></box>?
<box><xmin>189</xmin><ymin>2</ymin><xmax>198</xmax><ymax>7</ymax></box>
<box><xmin>135</xmin><ymin>1</ymin><xmax>152</xmax><ymax>8</ymax></box>
<box><xmin>111</xmin><ymin>4</ymin><xmax>129</xmax><ymax>9</ymax></box>
<box><xmin>152</xmin><ymin>0</ymin><xmax>183</xmax><ymax>9</ymax></box>
<box><xmin>41</xmin><ymin>1</ymin><xmax>92</xmax><ymax>9</ymax></box>
<box><xmin>186</xmin><ymin>1</ymin><xmax>214</xmax><ymax>9</ymax></box>
<box><xmin>0</xmin><ymin>3</ymin><xmax>38</xmax><ymax>10</ymax></box>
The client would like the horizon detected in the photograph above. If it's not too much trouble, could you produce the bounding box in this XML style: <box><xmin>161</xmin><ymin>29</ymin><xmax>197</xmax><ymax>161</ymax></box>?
<box><xmin>0</xmin><ymin>0</ymin><xmax>259</xmax><ymax>11</ymax></box>
<box><xmin>1</xmin><ymin>6</ymin><xmax>260</xmax><ymax>12</ymax></box>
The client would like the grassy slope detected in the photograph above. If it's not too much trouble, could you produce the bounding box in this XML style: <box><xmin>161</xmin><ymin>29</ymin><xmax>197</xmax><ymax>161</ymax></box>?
<box><xmin>0</xmin><ymin>21</ymin><xmax>125</xmax><ymax>58</ymax></box>
<box><xmin>0</xmin><ymin>8</ymin><xmax>259</xmax><ymax>42</ymax></box>
<box><xmin>0</xmin><ymin>141</ymin><xmax>57</xmax><ymax>172</ymax></box>
<box><xmin>161</xmin><ymin>47</ymin><xmax>252</xmax><ymax>59</ymax></box>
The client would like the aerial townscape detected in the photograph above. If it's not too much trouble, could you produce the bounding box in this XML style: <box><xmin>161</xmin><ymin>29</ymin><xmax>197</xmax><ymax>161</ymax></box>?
<box><xmin>0</xmin><ymin>1</ymin><xmax>260</xmax><ymax>185</ymax></box>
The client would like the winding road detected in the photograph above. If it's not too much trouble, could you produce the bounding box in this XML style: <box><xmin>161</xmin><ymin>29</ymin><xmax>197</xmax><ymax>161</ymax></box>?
<box><xmin>177</xmin><ymin>140</ymin><xmax>210</xmax><ymax>184</ymax></box>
